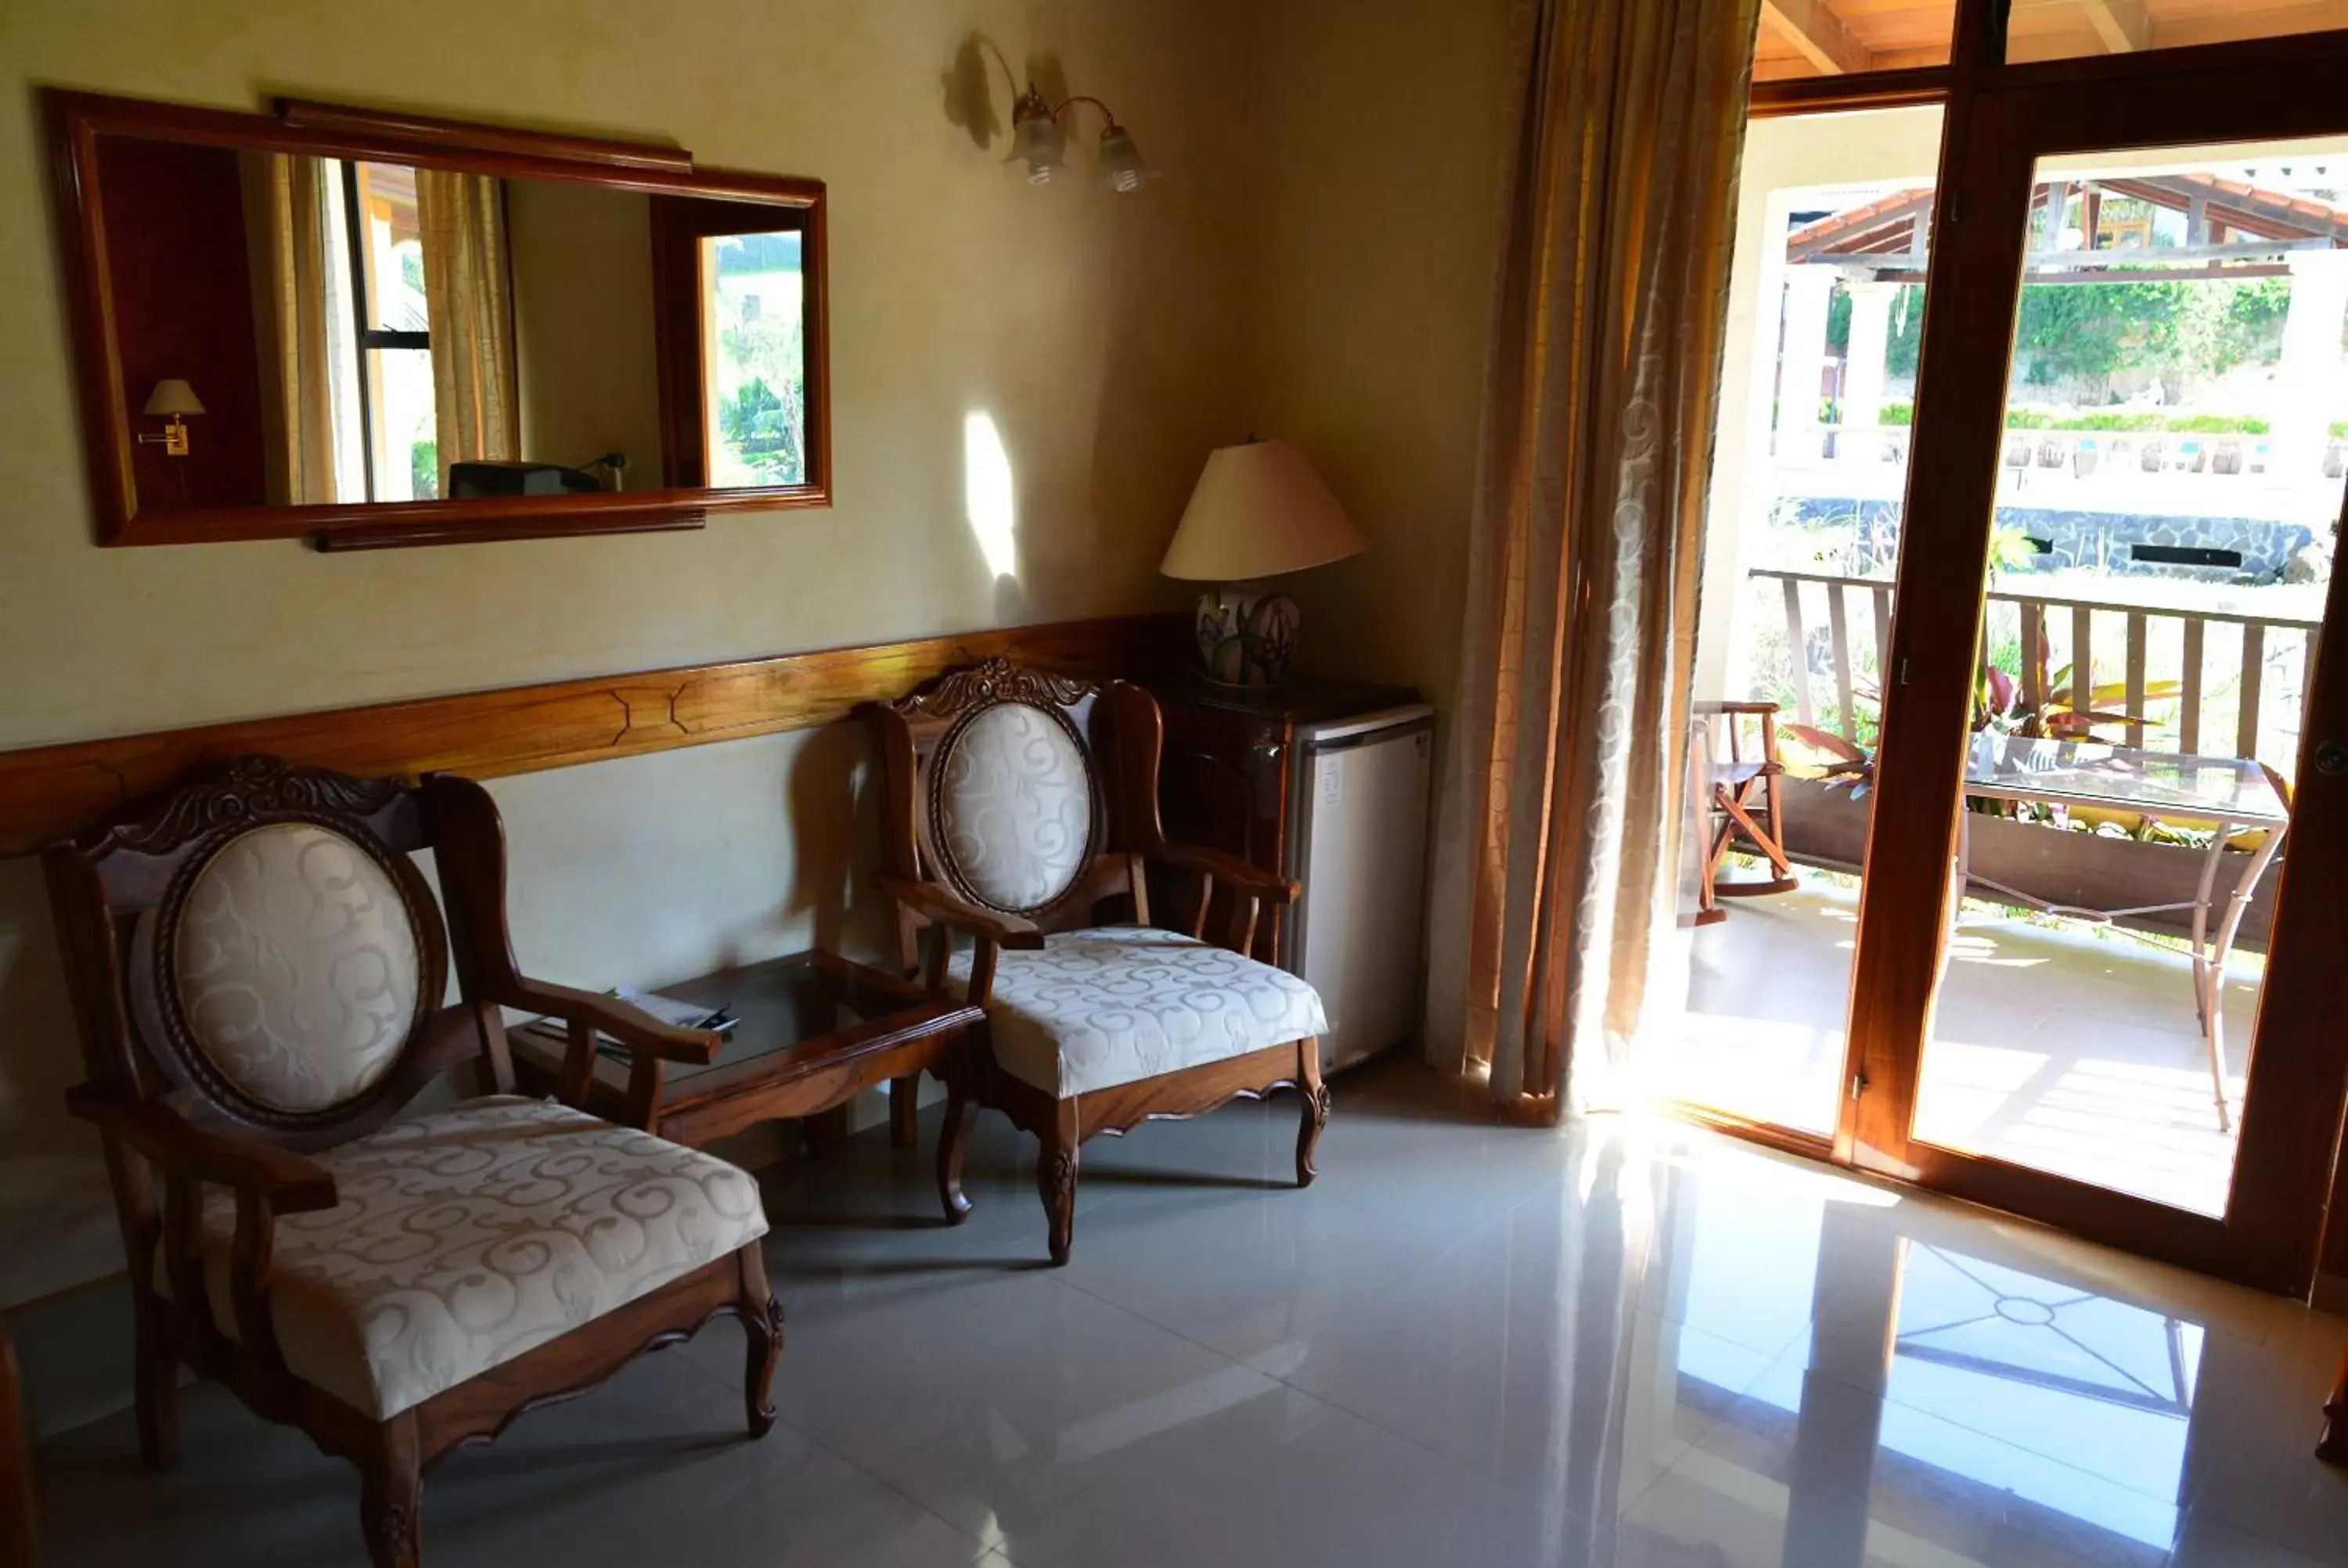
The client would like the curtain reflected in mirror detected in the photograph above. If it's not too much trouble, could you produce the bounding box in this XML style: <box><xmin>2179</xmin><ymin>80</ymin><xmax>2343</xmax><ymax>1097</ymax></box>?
<box><xmin>261</xmin><ymin>156</ymin><xmax>513</xmax><ymax>505</ymax></box>
<box><xmin>416</xmin><ymin>167</ymin><xmax>518</xmax><ymax>492</ymax></box>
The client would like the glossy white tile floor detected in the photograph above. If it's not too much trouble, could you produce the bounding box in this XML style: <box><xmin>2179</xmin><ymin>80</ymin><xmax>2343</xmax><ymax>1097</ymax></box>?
<box><xmin>33</xmin><ymin>1056</ymin><xmax>2348</xmax><ymax>1567</ymax></box>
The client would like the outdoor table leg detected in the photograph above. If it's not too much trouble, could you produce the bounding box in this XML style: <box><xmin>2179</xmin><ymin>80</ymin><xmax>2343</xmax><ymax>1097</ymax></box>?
<box><xmin>2199</xmin><ymin>818</ymin><xmax>2288</xmax><ymax>1135</ymax></box>
<box><xmin>1939</xmin><ymin>801</ymin><xmax>1974</xmax><ymax>989</ymax></box>
<box><xmin>2189</xmin><ymin>825</ymin><xmax>2224</xmax><ymax>1041</ymax></box>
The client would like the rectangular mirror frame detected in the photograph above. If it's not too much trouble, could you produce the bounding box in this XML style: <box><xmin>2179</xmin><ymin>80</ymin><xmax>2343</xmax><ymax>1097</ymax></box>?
<box><xmin>44</xmin><ymin>90</ymin><xmax>830</xmax><ymax>549</ymax></box>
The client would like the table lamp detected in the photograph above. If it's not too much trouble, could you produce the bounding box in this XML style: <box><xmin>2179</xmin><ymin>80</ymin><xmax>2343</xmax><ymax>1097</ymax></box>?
<box><xmin>1160</xmin><ymin>440</ymin><xmax>1367</xmax><ymax>686</ymax></box>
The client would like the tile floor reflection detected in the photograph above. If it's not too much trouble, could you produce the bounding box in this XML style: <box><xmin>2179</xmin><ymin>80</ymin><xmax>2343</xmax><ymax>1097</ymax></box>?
<box><xmin>31</xmin><ymin>1054</ymin><xmax>2348</xmax><ymax>1567</ymax></box>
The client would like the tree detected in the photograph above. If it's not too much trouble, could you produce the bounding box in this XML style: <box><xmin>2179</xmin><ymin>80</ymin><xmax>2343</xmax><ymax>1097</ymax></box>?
<box><xmin>2009</xmin><ymin>275</ymin><xmax>2289</xmax><ymax>397</ymax></box>
<box><xmin>1826</xmin><ymin>284</ymin><xmax>1925</xmax><ymax>377</ymax></box>
<box><xmin>716</xmin><ymin>315</ymin><xmax>807</xmax><ymax>484</ymax></box>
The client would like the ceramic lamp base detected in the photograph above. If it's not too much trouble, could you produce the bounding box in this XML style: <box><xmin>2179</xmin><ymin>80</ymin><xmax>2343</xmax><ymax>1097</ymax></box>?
<box><xmin>1193</xmin><ymin>585</ymin><xmax>1300</xmax><ymax>687</ymax></box>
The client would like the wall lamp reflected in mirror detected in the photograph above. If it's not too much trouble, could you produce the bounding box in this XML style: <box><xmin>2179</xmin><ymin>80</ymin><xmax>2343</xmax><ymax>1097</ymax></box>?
<box><xmin>1004</xmin><ymin>85</ymin><xmax>1156</xmax><ymax>192</ymax></box>
<box><xmin>138</xmin><ymin>378</ymin><xmax>203</xmax><ymax>456</ymax></box>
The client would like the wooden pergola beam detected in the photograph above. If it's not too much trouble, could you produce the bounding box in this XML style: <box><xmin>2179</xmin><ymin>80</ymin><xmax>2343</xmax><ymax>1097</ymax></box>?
<box><xmin>1762</xmin><ymin>0</ymin><xmax>1871</xmax><ymax>75</ymax></box>
<box><xmin>2080</xmin><ymin>0</ymin><xmax>2153</xmax><ymax>52</ymax></box>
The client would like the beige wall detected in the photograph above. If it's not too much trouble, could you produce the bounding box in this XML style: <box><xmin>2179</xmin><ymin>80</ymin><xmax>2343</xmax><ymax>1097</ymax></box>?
<box><xmin>0</xmin><ymin>0</ymin><xmax>1260</xmax><ymax>1304</ymax></box>
<box><xmin>503</xmin><ymin>179</ymin><xmax>667</xmax><ymax>481</ymax></box>
<box><xmin>0</xmin><ymin>0</ymin><xmax>1518</xmax><ymax>1307</ymax></box>
<box><xmin>1244</xmin><ymin>0</ymin><xmax>1516</xmax><ymax>709</ymax></box>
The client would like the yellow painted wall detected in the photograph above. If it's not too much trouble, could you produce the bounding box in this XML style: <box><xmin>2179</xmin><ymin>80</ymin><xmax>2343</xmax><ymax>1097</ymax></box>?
<box><xmin>503</xmin><ymin>178</ymin><xmax>667</xmax><ymax>481</ymax></box>
<box><xmin>0</xmin><ymin>0</ymin><xmax>1250</xmax><ymax>744</ymax></box>
<box><xmin>1244</xmin><ymin>0</ymin><xmax>1517</xmax><ymax>710</ymax></box>
<box><xmin>0</xmin><ymin>0</ymin><xmax>1258</xmax><ymax>1305</ymax></box>
<box><xmin>0</xmin><ymin>0</ymin><xmax>1520</xmax><ymax>1312</ymax></box>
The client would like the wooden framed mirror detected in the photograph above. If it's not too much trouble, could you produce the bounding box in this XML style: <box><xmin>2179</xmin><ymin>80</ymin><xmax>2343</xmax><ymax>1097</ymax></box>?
<box><xmin>45</xmin><ymin>91</ymin><xmax>830</xmax><ymax>549</ymax></box>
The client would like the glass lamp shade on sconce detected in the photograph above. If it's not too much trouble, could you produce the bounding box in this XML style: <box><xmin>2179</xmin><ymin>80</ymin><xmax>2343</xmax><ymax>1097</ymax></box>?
<box><xmin>1004</xmin><ymin>101</ymin><xmax>1068</xmax><ymax>185</ymax></box>
<box><xmin>1161</xmin><ymin>440</ymin><xmax>1367</xmax><ymax>688</ymax></box>
<box><xmin>1097</xmin><ymin>126</ymin><xmax>1157</xmax><ymax>193</ymax></box>
<box><xmin>1003</xmin><ymin>84</ymin><xmax>1152</xmax><ymax>192</ymax></box>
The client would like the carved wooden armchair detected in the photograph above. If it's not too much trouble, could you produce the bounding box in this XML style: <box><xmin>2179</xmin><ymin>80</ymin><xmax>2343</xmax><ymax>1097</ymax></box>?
<box><xmin>870</xmin><ymin>659</ymin><xmax>1330</xmax><ymax>1265</ymax></box>
<box><xmin>41</xmin><ymin>757</ymin><xmax>782</xmax><ymax>1568</ymax></box>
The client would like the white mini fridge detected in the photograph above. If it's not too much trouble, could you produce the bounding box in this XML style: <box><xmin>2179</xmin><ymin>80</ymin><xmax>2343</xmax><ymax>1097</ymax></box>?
<box><xmin>1284</xmin><ymin>704</ymin><xmax>1436</xmax><ymax>1075</ymax></box>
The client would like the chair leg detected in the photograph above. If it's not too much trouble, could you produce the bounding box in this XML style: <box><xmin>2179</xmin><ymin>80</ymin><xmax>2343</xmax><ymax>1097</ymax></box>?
<box><xmin>2320</xmin><ymin>1347</ymin><xmax>2348</xmax><ymax>1466</ymax></box>
<box><xmin>1037</xmin><ymin>1104</ymin><xmax>1079</xmax><ymax>1267</ymax></box>
<box><xmin>359</xmin><ymin>1414</ymin><xmax>421</xmax><ymax>1568</ymax></box>
<box><xmin>132</xmin><ymin>1307</ymin><xmax>177</xmax><ymax>1471</ymax></box>
<box><xmin>937</xmin><ymin>1078</ymin><xmax>978</xmax><ymax>1225</ymax></box>
<box><xmin>736</xmin><ymin>1243</ymin><xmax>783</xmax><ymax>1440</ymax></box>
<box><xmin>1295</xmin><ymin>1038</ymin><xmax>1328</xmax><ymax>1188</ymax></box>
<box><xmin>888</xmin><ymin>1075</ymin><xmax>920</xmax><ymax>1149</ymax></box>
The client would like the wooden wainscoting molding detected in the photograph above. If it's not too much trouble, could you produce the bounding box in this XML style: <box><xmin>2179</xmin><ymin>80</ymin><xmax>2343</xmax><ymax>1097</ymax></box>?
<box><xmin>0</xmin><ymin>612</ymin><xmax>1188</xmax><ymax>854</ymax></box>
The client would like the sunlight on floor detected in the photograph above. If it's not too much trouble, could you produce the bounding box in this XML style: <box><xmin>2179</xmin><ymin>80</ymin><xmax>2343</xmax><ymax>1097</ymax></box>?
<box><xmin>1661</xmin><ymin>872</ymin><xmax>2259</xmax><ymax>1215</ymax></box>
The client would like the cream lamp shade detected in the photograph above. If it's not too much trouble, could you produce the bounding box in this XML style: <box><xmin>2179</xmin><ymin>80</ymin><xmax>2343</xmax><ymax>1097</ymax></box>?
<box><xmin>143</xmin><ymin>379</ymin><xmax>205</xmax><ymax>417</ymax></box>
<box><xmin>1160</xmin><ymin>440</ymin><xmax>1366</xmax><ymax>582</ymax></box>
<box><xmin>1161</xmin><ymin>440</ymin><xmax>1366</xmax><ymax>687</ymax></box>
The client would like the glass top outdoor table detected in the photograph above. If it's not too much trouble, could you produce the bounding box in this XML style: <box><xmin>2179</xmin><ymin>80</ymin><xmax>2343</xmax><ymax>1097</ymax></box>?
<box><xmin>1962</xmin><ymin>735</ymin><xmax>2291</xmax><ymax>827</ymax></box>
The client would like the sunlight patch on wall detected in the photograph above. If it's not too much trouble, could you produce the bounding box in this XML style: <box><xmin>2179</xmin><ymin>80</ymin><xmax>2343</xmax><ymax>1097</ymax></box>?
<box><xmin>963</xmin><ymin>411</ymin><xmax>1019</xmax><ymax>581</ymax></box>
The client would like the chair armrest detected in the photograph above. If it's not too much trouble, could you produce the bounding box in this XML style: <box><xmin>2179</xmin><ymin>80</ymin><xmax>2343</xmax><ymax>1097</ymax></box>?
<box><xmin>502</xmin><ymin>980</ymin><xmax>723</xmax><ymax>1066</ymax></box>
<box><xmin>875</xmin><ymin>871</ymin><xmax>1046</xmax><ymax>949</ymax></box>
<box><xmin>1151</xmin><ymin>843</ymin><xmax>1300</xmax><ymax>906</ymax></box>
<box><xmin>1695</xmin><ymin>699</ymin><xmax>1779</xmax><ymax>717</ymax></box>
<box><xmin>64</xmin><ymin>1086</ymin><xmax>338</xmax><ymax>1214</ymax></box>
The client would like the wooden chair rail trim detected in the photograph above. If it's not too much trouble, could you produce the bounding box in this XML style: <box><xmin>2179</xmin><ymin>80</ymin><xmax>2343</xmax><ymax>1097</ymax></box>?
<box><xmin>0</xmin><ymin>611</ymin><xmax>1188</xmax><ymax>854</ymax></box>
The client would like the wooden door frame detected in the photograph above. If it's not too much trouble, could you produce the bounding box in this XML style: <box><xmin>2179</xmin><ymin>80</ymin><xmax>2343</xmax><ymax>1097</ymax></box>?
<box><xmin>1843</xmin><ymin>9</ymin><xmax>2348</xmax><ymax>1295</ymax></box>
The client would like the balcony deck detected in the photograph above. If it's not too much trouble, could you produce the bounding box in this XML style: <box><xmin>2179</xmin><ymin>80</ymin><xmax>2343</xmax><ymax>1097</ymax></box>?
<box><xmin>1660</xmin><ymin>870</ymin><xmax>2262</xmax><ymax>1217</ymax></box>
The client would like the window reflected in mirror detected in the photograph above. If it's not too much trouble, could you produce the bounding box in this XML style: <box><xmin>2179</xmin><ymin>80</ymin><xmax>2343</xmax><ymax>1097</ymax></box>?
<box><xmin>700</xmin><ymin>228</ymin><xmax>806</xmax><ymax>487</ymax></box>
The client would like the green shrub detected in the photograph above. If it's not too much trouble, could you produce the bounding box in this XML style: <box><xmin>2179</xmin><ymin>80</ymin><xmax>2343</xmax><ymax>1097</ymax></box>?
<box><xmin>1869</xmin><ymin>403</ymin><xmax>2273</xmax><ymax>436</ymax></box>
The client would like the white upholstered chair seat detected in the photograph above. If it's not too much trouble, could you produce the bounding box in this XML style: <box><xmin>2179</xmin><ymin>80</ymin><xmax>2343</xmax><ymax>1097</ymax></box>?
<box><xmin>953</xmin><ymin>926</ymin><xmax>1327</xmax><ymax>1096</ymax></box>
<box><xmin>175</xmin><ymin>1096</ymin><xmax>767</xmax><ymax>1419</ymax></box>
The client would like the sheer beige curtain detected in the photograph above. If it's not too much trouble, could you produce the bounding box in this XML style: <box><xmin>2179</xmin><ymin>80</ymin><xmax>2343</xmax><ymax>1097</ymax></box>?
<box><xmin>1424</xmin><ymin>0</ymin><xmax>1759</xmax><ymax>1119</ymax></box>
<box><xmin>264</xmin><ymin>153</ymin><xmax>342</xmax><ymax>505</ymax></box>
<box><xmin>415</xmin><ymin>169</ymin><xmax>519</xmax><ymax>475</ymax></box>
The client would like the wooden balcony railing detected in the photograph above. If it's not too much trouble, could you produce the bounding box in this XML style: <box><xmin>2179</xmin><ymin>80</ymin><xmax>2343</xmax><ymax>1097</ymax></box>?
<box><xmin>1749</xmin><ymin>566</ymin><xmax>2325</xmax><ymax>768</ymax></box>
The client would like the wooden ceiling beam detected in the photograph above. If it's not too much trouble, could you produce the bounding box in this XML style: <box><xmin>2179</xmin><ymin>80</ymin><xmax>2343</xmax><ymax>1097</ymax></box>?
<box><xmin>1762</xmin><ymin>0</ymin><xmax>1872</xmax><ymax>76</ymax></box>
<box><xmin>2079</xmin><ymin>0</ymin><xmax>2153</xmax><ymax>53</ymax></box>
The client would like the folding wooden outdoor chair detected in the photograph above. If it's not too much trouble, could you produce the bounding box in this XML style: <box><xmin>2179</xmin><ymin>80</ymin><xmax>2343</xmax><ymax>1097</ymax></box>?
<box><xmin>1694</xmin><ymin>699</ymin><xmax>1802</xmax><ymax>925</ymax></box>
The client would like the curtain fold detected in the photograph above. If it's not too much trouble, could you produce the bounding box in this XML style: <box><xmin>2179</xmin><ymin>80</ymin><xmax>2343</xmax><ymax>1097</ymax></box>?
<box><xmin>264</xmin><ymin>153</ymin><xmax>343</xmax><ymax>505</ymax></box>
<box><xmin>1424</xmin><ymin>0</ymin><xmax>1759</xmax><ymax>1118</ymax></box>
<box><xmin>415</xmin><ymin>169</ymin><xmax>519</xmax><ymax>478</ymax></box>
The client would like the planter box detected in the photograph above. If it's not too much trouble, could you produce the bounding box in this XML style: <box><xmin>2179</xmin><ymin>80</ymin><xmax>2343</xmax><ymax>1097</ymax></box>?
<box><xmin>1777</xmin><ymin>777</ymin><xmax>2278</xmax><ymax>951</ymax></box>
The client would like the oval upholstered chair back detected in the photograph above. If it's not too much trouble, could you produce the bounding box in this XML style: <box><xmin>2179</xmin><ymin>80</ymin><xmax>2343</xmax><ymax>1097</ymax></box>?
<box><xmin>44</xmin><ymin>756</ymin><xmax>457</xmax><ymax>1153</ymax></box>
<box><xmin>871</xmin><ymin>658</ymin><xmax>1167</xmax><ymax>966</ymax></box>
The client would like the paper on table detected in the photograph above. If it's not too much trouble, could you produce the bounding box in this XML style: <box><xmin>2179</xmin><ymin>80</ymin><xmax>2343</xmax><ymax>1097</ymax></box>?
<box><xmin>531</xmin><ymin>985</ymin><xmax>736</xmax><ymax>1050</ymax></box>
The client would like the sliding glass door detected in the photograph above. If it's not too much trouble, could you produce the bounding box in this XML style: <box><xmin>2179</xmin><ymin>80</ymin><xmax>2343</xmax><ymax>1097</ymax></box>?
<box><xmin>1849</xmin><ymin>35</ymin><xmax>2348</xmax><ymax>1292</ymax></box>
<box><xmin>1660</xmin><ymin>102</ymin><xmax>1946</xmax><ymax>1147</ymax></box>
<box><xmin>1670</xmin><ymin>9</ymin><xmax>2348</xmax><ymax>1295</ymax></box>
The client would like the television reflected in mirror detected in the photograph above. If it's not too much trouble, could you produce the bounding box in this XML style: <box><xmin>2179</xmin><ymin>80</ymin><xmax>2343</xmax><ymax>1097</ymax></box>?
<box><xmin>46</xmin><ymin>92</ymin><xmax>828</xmax><ymax>548</ymax></box>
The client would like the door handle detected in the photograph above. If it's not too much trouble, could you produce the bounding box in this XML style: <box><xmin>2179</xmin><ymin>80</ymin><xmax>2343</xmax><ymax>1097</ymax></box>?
<box><xmin>2317</xmin><ymin>740</ymin><xmax>2348</xmax><ymax>777</ymax></box>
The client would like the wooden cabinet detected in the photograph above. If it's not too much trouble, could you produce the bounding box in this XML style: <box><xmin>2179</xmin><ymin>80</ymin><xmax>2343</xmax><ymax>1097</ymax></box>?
<box><xmin>1143</xmin><ymin>670</ymin><xmax>1421</xmax><ymax>966</ymax></box>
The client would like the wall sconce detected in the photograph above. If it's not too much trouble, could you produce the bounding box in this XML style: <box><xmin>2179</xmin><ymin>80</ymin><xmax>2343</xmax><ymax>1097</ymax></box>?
<box><xmin>1004</xmin><ymin>85</ymin><xmax>1156</xmax><ymax>192</ymax></box>
<box><xmin>139</xmin><ymin>379</ymin><xmax>203</xmax><ymax>456</ymax></box>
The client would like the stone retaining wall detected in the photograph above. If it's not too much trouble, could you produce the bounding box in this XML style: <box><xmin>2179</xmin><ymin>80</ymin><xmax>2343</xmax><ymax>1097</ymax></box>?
<box><xmin>1785</xmin><ymin>498</ymin><xmax>2314</xmax><ymax>582</ymax></box>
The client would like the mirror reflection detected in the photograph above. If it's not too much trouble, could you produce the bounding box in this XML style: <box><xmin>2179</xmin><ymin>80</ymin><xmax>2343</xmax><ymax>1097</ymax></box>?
<box><xmin>94</xmin><ymin>133</ymin><xmax>808</xmax><ymax>515</ymax></box>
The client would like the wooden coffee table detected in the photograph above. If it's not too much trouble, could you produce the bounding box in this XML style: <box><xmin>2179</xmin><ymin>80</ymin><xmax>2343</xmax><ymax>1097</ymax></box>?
<box><xmin>510</xmin><ymin>950</ymin><xmax>985</xmax><ymax>1220</ymax></box>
